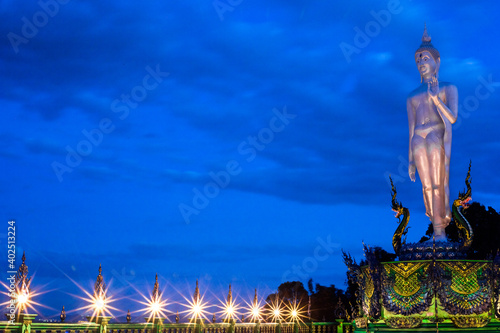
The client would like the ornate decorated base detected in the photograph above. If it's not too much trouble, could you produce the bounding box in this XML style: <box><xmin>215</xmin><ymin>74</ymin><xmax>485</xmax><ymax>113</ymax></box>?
<box><xmin>344</xmin><ymin>166</ymin><xmax>500</xmax><ymax>331</ymax></box>
<box><xmin>350</xmin><ymin>259</ymin><xmax>500</xmax><ymax>332</ymax></box>
<box><xmin>398</xmin><ymin>241</ymin><xmax>466</xmax><ymax>260</ymax></box>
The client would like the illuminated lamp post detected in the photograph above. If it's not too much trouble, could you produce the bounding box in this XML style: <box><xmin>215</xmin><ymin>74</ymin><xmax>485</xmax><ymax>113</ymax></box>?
<box><xmin>146</xmin><ymin>274</ymin><xmax>166</xmax><ymax>326</ymax></box>
<box><xmin>87</xmin><ymin>264</ymin><xmax>112</xmax><ymax>326</ymax></box>
<box><xmin>14</xmin><ymin>253</ymin><xmax>37</xmax><ymax>324</ymax></box>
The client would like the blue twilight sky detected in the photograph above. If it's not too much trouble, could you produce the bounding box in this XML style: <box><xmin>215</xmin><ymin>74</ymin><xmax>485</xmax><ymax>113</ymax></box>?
<box><xmin>1</xmin><ymin>0</ymin><xmax>500</xmax><ymax>320</ymax></box>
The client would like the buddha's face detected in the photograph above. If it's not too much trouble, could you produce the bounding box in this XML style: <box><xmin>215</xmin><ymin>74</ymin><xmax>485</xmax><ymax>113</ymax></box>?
<box><xmin>415</xmin><ymin>51</ymin><xmax>438</xmax><ymax>79</ymax></box>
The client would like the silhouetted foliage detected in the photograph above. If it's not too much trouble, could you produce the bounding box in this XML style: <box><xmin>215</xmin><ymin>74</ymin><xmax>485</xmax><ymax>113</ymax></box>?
<box><xmin>266</xmin><ymin>281</ymin><xmax>349</xmax><ymax>322</ymax></box>
<box><xmin>418</xmin><ymin>222</ymin><xmax>434</xmax><ymax>243</ymax></box>
<box><xmin>309</xmin><ymin>283</ymin><xmax>345</xmax><ymax>321</ymax></box>
<box><xmin>359</xmin><ymin>246</ymin><xmax>397</xmax><ymax>266</ymax></box>
<box><xmin>264</xmin><ymin>281</ymin><xmax>309</xmax><ymax>321</ymax></box>
<box><xmin>463</xmin><ymin>202</ymin><xmax>500</xmax><ymax>259</ymax></box>
<box><xmin>307</xmin><ymin>278</ymin><xmax>314</xmax><ymax>295</ymax></box>
<box><xmin>419</xmin><ymin>214</ymin><xmax>460</xmax><ymax>243</ymax></box>
<box><xmin>344</xmin><ymin>275</ymin><xmax>359</xmax><ymax>318</ymax></box>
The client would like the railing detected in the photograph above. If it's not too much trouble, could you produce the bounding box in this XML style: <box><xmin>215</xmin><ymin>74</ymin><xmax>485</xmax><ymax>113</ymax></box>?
<box><xmin>0</xmin><ymin>315</ymin><xmax>349</xmax><ymax>333</ymax></box>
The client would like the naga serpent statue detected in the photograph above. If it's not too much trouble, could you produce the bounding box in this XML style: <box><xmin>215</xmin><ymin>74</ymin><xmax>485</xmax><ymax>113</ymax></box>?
<box><xmin>390</xmin><ymin>177</ymin><xmax>410</xmax><ymax>255</ymax></box>
<box><xmin>452</xmin><ymin>161</ymin><xmax>473</xmax><ymax>250</ymax></box>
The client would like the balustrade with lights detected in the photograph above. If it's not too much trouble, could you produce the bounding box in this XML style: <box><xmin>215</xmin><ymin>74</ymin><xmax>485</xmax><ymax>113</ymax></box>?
<box><xmin>2</xmin><ymin>255</ymin><xmax>351</xmax><ymax>333</ymax></box>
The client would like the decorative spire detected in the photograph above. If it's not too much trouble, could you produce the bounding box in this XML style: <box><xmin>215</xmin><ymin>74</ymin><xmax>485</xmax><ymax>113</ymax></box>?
<box><xmin>253</xmin><ymin>288</ymin><xmax>258</xmax><ymax>307</ymax></box>
<box><xmin>227</xmin><ymin>284</ymin><xmax>232</xmax><ymax>305</ymax></box>
<box><xmin>152</xmin><ymin>273</ymin><xmax>160</xmax><ymax>301</ymax></box>
<box><xmin>126</xmin><ymin>309</ymin><xmax>131</xmax><ymax>323</ymax></box>
<box><xmin>193</xmin><ymin>279</ymin><xmax>200</xmax><ymax>304</ymax></box>
<box><xmin>60</xmin><ymin>306</ymin><xmax>66</xmax><ymax>322</ymax></box>
<box><xmin>14</xmin><ymin>251</ymin><xmax>30</xmax><ymax>313</ymax></box>
<box><xmin>16</xmin><ymin>252</ymin><xmax>29</xmax><ymax>286</ymax></box>
<box><xmin>94</xmin><ymin>264</ymin><xmax>106</xmax><ymax>299</ymax></box>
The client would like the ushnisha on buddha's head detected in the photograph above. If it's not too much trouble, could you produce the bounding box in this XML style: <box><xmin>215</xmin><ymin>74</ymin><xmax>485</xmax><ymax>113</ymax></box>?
<box><xmin>415</xmin><ymin>25</ymin><xmax>440</xmax><ymax>82</ymax></box>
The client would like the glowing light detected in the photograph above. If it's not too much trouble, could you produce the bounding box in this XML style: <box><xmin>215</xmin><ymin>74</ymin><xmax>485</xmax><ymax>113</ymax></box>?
<box><xmin>173</xmin><ymin>282</ymin><xmax>210</xmax><ymax>323</ymax></box>
<box><xmin>140</xmin><ymin>295</ymin><xmax>170</xmax><ymax>323</ymax></box>
<box><xmin>268</xmin><ymin>302</ymin><xmax>283</xmax><ymax>322</ymax></box>
<box><xmin>243</xmin><ymin>291</ymin><xmax>263</xmax><ymax>322</ymax></box>
<box><xmin>284</xmin><ymin>300</ymin><xmax>307</xmax><ymax>323</ymax></box>
<box><xmin>151</xmin><ymin>301</ymin><xmax>161</xmax><ymax>313</ymax></box>
<box><xmin>94</xmin><ymin>297</ymin><xmax>105</xmax><ymax>311</ymax></box>
<box><xmin>134</xmin><ymin>295</ymin><xmax>169</xmax><ymax>323</ymax></box>
<box><xmin>17</xmin><ymin>291</ymin><xmax>29</xmax><ymax>305</ymax></box>
<box><xmin>223</xmin><ymin>302</ymin><xmax>239</xmax><ymax>320</ymax></box>
<box><xmin>70</xmin><ymin>286</ymin><xmax>118</xmax><ymax>321</ymax></box>
<box><xmin>214</xmin><ymin>294</ymin><xmax>240</xmax><ymax>321</ymax></box>
<box><xmin>221</xmin><ymin>301</ymin><xmax>239</xmax><ymax>321</ymax></box>
<box><xmin>127</xmin><ymin>275</ymin><xmax>171</xmax><ymax>323</ymax></box>
<box><xmin>185</xmin><ymin>299</ymin><xmax>209</xmax><ymax>322</ymax></box>
<box><xmin>1</xmin><ymin>277</ymin><xmax>49</xmax><ymax>318</ymax></box>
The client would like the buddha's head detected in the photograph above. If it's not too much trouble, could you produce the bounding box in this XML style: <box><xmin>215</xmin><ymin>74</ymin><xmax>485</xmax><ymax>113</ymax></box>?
<box><xmin>415</xmin><ymin>25</ymin><xmax>440</xmax><ymax>81</ymax></box>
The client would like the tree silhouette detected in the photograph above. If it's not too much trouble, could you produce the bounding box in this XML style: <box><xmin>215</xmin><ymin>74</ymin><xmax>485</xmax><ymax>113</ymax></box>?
<box><xmin>263</xmin><ymin>281</ymin><xmax>309</xmax><ymax>321</ymax></box>
<box><xmin>309</xmin><ymin>283</ymin><xmax>345</xmax><ymax>321</ymax></box>
<box><xmin>462</xmin><ymin>202</ymin><xmax>500</xmax><ymax>259</ymax></box>
<box><xmin>358</xmin><ymin>246</ymin><xmax>397</xmax><ymax>266</ymax></box>
<box><xmin>266</xmin><ymin>281</ymin><xmax>349</xmax><ymax>322</ymax></box>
